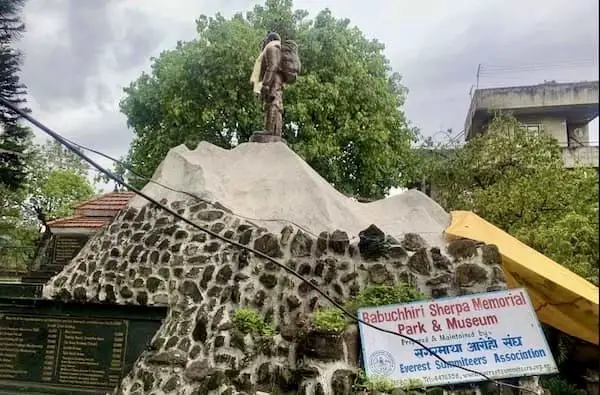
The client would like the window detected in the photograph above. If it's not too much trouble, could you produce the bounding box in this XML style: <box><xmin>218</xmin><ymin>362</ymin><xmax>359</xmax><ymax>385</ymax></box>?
<box><xmin>520</xmin><ymin>123</ymin><xmax>542</xmax><ymax>134</ymax></box>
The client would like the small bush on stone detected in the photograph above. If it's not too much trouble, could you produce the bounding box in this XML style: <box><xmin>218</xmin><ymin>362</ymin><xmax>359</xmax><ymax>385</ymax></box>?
<box><xmin>366</xmin><ymin>376</ymin><xmax>397</xmax><ymax>393</ymax></box>
<box><xmin>541</xmin><ymin>376</ymin><xmax>581</xmax><ymax>395</ymax></box>
<box><xmin>398</xmin><ymin>378</ymin><xmax>426</xmax><ymax>392</ymax></box>
<box><xmin>232</xmin><ymin>308</ymin><xmax>274</xmax><ymax>337</ymax></box>
<box><xmin>309</xmin><ymin>308</ymin><xmax>347</xmax><ymax>333</ymax></box>
<box><xmin>345</xmin><ymin>283</ymin><xmax>426</xmax><ymax>314</ymax></box>
<box><xmin>353</xmin><ymin>370</ymin><xmax>398</xmax><ymax>393</ymax></box>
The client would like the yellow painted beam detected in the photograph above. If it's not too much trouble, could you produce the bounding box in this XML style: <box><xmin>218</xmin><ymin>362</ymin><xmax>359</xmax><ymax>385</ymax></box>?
<box><xmin>446</xmin><ymin>210</ymin><xmax>599</xmax><ymax>345</ymax></box>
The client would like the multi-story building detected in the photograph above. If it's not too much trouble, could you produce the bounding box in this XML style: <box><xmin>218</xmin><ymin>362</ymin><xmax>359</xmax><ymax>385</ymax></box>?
<box><xmin>464</xmin><ymin>80</ymin><xmax>599</xmax><ymax>168</ymax></box>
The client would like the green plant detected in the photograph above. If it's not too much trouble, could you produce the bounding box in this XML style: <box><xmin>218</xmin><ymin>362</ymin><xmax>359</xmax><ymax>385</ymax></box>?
<box><xmin>353</xmin><ymin>370</ymin><xmax>398</xmax><ymax>393</ymax></box>
<box><xmin>556</xmin><ymin>334</ymin><xmax>575</xmax><ymax>364</ymax></box>
<box><xmin>345</xmin><ymin>284</ymin><xmax>427</xmax><ymax>314</ymax></box>
<box><xmin>415</xmin><ymin>113</ymin><xmax>599</xmax><ymax>284</ymax></box>
<box><xmin>309</xmin><ymin>308</ymin><xmax>347</xmax><ymax>333</ymax></box>
<box><xmin>366</xmin><ymin>375</ymin><xmax>397</xmax><ymax>393</ymax></box>
<box><xmin>398</xmin><ymin>378</ymin><xmax>425</xmax><ymax>391</ymax></box>
<box><xmin>541</xmin><ymin>376</ymin><xmax>580</xmax><ymax>395</ymax></box>
<box><xmin>232</xmin><ymin>308</ymin><xmax>274</xmax><ymax>337</ymax></box>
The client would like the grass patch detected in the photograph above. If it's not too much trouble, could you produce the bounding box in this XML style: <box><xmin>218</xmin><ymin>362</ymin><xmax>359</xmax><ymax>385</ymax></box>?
<box><xmin>232</xmin><ymin>308</ymin><xmax>274</xmax><ymax>337</ymax></box>
<box><xmin>309</xmin><ymin>308</ymin><xmax>347</xmax><ymax>333</ymax></box>
<box><xmin>345</xmin><ymin>283</ymin><xmax>426</xmax><ymax>314</ymax></box>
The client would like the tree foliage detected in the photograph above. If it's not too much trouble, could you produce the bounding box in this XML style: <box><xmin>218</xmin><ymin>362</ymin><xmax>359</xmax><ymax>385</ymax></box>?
<box><xmin>0</xmin><ymin>0</ymin><xmax>30</xmax><ymax>190</ymax></box>
<box><xmin>0</xmin><ymin>185</ymin><xmax>32</xmax><ymax>244</ymax></box>
<box><xmin>25</xmin><ymin>140</ymin><xmax>94</xmax><ymax>222</ymax></box>
<box><xmin>418</xmin><ymin>114</ymin><xmax>599</xmax><ymax>283</ymax></box>
<box><xmin>1</xmin><ymin>140</ymin><xmax>94</xmax><ymax>245</ymax></box>
<box><xmin>120</xmin><ymin>0</ymin><xmax>415</xmax><ymax>199</ymax></box>
<box><xmin>1</xmin><ymin>140</ymin><xmax>95</xmax><ymax>272</ymax></box>
<box><xmin>92</xmin><ymin>154</ymin><xmax>129</xmax><ymax>192</ymax></box>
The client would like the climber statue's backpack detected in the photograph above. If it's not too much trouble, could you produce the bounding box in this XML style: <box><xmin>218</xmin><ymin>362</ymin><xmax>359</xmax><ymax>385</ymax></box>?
<box><xmin>280</xmin><ymin>40</ymin><xmax>301</xmax><ymax>84</ymax></box>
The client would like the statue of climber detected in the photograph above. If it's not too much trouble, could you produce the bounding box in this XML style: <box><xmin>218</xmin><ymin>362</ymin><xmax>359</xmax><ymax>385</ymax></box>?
<box><xmin>250</xmin><ymin>32</ymin><xmax>300</xmax><ymax>137</ymax></box>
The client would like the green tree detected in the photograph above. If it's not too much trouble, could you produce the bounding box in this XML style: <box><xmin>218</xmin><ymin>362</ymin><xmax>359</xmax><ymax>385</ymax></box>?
<box><xmin>0</xmin><ymin>0</ymin><xmax>30</xmax><ymax>190</ymax></box>
<box><xmin>25</xmin><ymin>140</ymin><xmax>94</xmax><ymax>222</ymax></box>
<box><xmin>0</xmin><ymin>185</ymin><xmax>38</xmax><ymax>272</ymax></box>
<box><xmin>35</xmin><ymin>140</ymin><xmax>89</xmax><ymax>177</ymax></box>
<box><xmin>419</xmin><ymin>114</ymin><xmax>599</xmax><ymax>283</ymax></box>
<box><xmin>120</xmin><ymin>0</ymin><xmax>415</xmax><ymax>199</ymax></box>
<box><xmin>0</xmin><ymin>186</ymin><xmax>33</xmax><ymax>243</ymax></box>
<box><xmin>1</xmin><ymin>140</ymin><xmax>94</xmax><ymax>272</ymax></box>
<box><xmin>92</xmin><ymin>155</ymin><xmax>129</xmax><ymax>192</ymax></box>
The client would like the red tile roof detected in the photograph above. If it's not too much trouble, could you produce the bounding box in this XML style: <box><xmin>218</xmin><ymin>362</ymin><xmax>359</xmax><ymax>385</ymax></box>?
<box><xmin>48</xmin><ymin>192</ymin><xmax>136</xmax><ymax>229</ymax></box>
<box><xmin>47</xmin><ymin>215</ymin><xmax>113</xmax><ymax>229</ymax></box>
<box><xmin>73</xmin><ymin>192</ymin><xmax>136</xmax><ymax>212</ymax></box>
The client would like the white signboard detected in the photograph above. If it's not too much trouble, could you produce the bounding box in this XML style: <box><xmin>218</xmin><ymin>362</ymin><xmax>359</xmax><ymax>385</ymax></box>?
<box><xmin>358</xmin><ymin>288</ymin><xmax>558</xmax><ymax>386</ymax></box>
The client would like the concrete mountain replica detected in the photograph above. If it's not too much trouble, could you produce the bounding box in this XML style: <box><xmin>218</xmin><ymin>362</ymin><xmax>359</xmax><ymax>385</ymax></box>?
<box><xmin>42</xmin><ymin>141</ymin><xmax>538</xmax><ymax>395</ymax></box>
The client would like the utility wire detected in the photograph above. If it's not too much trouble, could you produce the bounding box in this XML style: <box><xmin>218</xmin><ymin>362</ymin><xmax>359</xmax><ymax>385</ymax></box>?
<box><xmin>479</xmin><ymin>59</ymin><xmax>597</xmax><ymax>72</ymax></box>
<box><xmin>1</xmin><ymin>97</ymin><xmax>538</xmax><ymax>393</ymax></box>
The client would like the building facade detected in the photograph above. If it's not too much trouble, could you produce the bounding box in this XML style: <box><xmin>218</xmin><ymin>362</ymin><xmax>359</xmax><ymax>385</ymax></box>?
<box><xmin>464</xmin><ymin>81</ymin><xmax>599</xmax><ymax>168</ymax></box>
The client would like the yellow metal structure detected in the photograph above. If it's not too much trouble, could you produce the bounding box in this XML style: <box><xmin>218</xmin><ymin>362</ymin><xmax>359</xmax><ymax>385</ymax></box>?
<box><xmin>446</xmin><ymin>211</ymin><xmax>599</xmax><ymax>345</ymax></box>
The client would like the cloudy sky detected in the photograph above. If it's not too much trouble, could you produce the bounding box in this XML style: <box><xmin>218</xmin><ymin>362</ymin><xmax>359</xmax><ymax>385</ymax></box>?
<box><xmin>16</xmin><ymin>0</ymin><xmax>599</xmax><ymax>187</ymax></box>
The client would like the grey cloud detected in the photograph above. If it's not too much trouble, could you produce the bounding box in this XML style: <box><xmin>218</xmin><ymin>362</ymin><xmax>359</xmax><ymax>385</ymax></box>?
<box><xmin>18</xmin><ymin>0</ymin><xmax>600</xmax><ymax>166</ymax></box>
<box><xmin>394</xmin><ymin>0</ymin><xmax>598</xmax><ymax>136</ymax></box>
<box><xmin>19</xmin><ymin>0</ymin><xmax>163</xmax><ymax>110</ymax></box>
<box><xmin>62</xmin><ymin>110</ymin><xmax>132</xmax><ymax>159</ymax></box>
<box><xmin>18</xmin><ymin>1</ymin><xmax>112</xmax><ymax>107</ymax></box>
<box><xmin>65</xmin><ymin>0</ymin><xmax>115</xmax><ymax>78</ymax></box>
<box><xmin>402</xmin><ymin>2</ymin><xmax>597</xmax><ymax>87</ymax></box>
<box><xmin>109</xmin><ymin>7</ymin><xmax>168</xmax><ymax>72</ymax></box>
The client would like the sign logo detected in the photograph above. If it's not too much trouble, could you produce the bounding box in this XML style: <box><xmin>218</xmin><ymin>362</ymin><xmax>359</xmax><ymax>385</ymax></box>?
<box><xmin>369</xmin><ymin>350</ymin><xmax>395</xmax><ymax>376</ymax></box>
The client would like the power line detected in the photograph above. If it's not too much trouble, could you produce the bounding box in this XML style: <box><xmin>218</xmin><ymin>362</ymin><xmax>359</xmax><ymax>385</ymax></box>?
<box><xmin>0</xmin><ymin>97</ymin><xmax>538</xmax><ymax>393</ymax></box>
<box><xmin>479</xmin><ymin>59</ymin><xmax>597</xmax><ymax>73</ymax></box>
<box><xmin>472</xmin><ymin>59</ymin><xmax>599</xmax><ymax>94</ymax></box>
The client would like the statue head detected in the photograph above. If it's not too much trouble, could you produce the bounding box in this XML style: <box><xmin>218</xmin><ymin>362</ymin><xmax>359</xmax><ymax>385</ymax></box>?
<box><xmin>261</xmin><ymin>32</ymin><xmax>281</xmax><ymax>49</ymax></box>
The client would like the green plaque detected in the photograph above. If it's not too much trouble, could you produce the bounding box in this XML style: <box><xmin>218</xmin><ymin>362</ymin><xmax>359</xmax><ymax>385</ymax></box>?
<box><xmin>51</xmin><ymin>235</ymin><xmax>89</xmax><ymax>266</ymax></box>
<box><xmin>0</xmin><ymin>313</ymin><xmax>128</xmax><ymax>390</ymax></box>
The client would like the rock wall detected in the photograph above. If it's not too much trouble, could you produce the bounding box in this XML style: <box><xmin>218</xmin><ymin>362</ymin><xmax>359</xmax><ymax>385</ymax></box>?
<box><xmin>43</xmin><ymin>198</ymin><xmax>514</xmax><ymax>395</ymax></box>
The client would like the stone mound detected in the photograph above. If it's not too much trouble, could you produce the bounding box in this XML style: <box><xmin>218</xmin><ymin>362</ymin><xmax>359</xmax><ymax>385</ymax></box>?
<box><xmin>40</xmin><ymin>141</ymin><xmax>522</xmax><ymax>394</ymax></box>
<box><xmin>128</xmin><ymin>142</ymin><xmax>450</xmax><ymax>246</ymax></box>
<box><xmin>43</xmin><ymin>197</ymin><xmax>506</xmax><ymax>395</ymax></box>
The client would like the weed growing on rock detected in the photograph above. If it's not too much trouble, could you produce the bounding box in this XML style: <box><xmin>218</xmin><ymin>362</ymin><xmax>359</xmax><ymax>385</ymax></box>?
<box><xmin>398</xmin><ymin>378</ymin><xmax>426</xmax><ymax>392</ymax></box>
<box><xmin>232</xmin><ymin>308</ymin><xmax>274</xmax><ymax>337</ymax></box>
<box><xmin>345</xmin><ymin>283</ymin><xmax>426</xmax><ymax>314</ymax></box>
<box><xmin>540</xmin><ymin>376</ymin><xmax>581</xmax><ymax>395</ymax></box>
<box><xmin>354</xmin><ymin>370</ymin><xmax>425</xmax><ymax>394</ymax></box>
<box><xmin>353</xmin><ymin>370</ymin><xmax>397</xmax><ymax>393</ymax></box>
<box><xmin>309</xmin><ymin>308</ymin><xmax>347</xmax><ymax>333</ymax></box>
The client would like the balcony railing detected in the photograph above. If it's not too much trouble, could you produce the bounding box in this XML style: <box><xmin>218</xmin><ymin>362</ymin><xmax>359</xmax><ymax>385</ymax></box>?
<box><xmin>562</xmin><ymin>146</ymin><xmax>599</xmax><ymax>168</ymax></box>
<box><xmin>0</xmin><ymin>246</ymin><xmax>36</xmax><ymax>275</ymax></box>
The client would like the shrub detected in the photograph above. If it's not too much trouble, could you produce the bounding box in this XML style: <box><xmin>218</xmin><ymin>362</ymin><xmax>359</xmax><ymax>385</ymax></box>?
<box><xmin>541</xmin><ymin>377</ymin><xmax>581</xmax><ymax>395</ymax></box>
<box><xmin>366</xmin><ymin>375</ymin><xmax>397</xmax><ymax>393</ymax></box>
<box><xmin>345</xmin><ymin>283</ymin><xmax>426</xmax><ymax>314</ymax></box>
<box><xmin>309</xmin><ymin>308</ymin><xmax>347</xmax><ymax>333</ymax></box>
<box><xmin>232</xmin><ymin>308</ymin><xmax>274</xmax><ymax>337</ymax></box>
<box><xmin>398</xmin><ymin>378</ymin><xmax>426</xmax><ymax>391</ymax></box>
<box><xmin>353</xmin><ymin>370</ymin><xmax>400</xmax><ymax>393</ymax></box>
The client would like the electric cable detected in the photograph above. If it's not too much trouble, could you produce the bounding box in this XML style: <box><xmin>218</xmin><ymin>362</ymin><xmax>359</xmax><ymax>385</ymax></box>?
<box><xmin>478</xmin><ymin>59</ymin><xmax>597</xmax><ymax>73</ymax></box>
<box><xmin>1</xmin><ymin>97</ymin><xmax>539</xmax><ymax>393</ymax></box>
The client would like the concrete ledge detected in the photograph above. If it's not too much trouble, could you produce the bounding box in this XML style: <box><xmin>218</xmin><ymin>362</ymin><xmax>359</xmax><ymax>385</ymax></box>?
<box><xmin>465</xmin><ymin>81</ymin><xmax>599</xmax><ymax>139</ymax></box>
<box><xmin>474</xmin><ymin>81</ymin><xmax>599</xmax><ymax>110</ymax></box>
<box><xmin>249</xmin><ymin>132</ymin><xmax>287</xmax><ymax>144</ymax></box>
<box><xmin>562</xmin><ymin>146</ymin><xmax>599</xmax><ymax>168</ymax></box>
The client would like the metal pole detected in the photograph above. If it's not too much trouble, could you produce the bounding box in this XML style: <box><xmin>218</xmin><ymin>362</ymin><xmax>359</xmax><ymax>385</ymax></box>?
<box><xmin>476</xmin><ymin>63</ymin><xmax>481</xmax><ymax>89</ymax></box>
